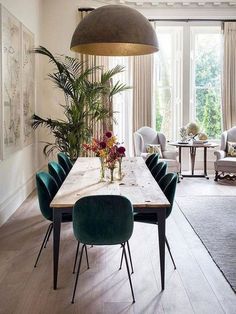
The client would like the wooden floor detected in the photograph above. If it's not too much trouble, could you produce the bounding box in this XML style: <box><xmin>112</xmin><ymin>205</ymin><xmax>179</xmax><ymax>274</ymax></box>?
<box><xmin>0</xmin><ymin>175</ymin><xmax>236</xmax><ymax>314</ymax></box>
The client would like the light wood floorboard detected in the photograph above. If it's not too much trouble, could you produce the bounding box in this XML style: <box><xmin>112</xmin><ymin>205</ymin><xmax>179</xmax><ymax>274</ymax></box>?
<box><xmin>0</xmin><ymin>175</ymin><xmax>236</xmax><ymax>314</ymax></box>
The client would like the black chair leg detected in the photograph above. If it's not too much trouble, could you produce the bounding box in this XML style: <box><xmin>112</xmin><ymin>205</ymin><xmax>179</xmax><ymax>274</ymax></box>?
<box><xmin>44</xmin><ymin>223</ymin><xmax>53</xmax><ymax>248</ymax></box>
<box><xmin>119</xmin><ymin>242</ymin><xmax>134</xmax><ymax>274</ymax></box>
<box><xmin>165</xmin><ymin>236</ymin><xmax>176</xmax><ymax>270</ymax></box>
<box><xmin>119</xmin><ymin>247</ymin><xmax>124</xmax><ymax>270</ymax></box>
<box><xmin>126</xmin><ymin>241</ymin><xmax>134</xmax><ymax>274</ymax></box>
<box><xmin>71</xmin><ymin>244</ymin><xmax>85</xmax><ymax>304</ymax></box>
<box><xmin>122</xmin><ymin>243</ymin><xmax>135</xmax><ymax>303</ymax></box>
<box><xmin>73</xmin><ymin>243</ymin><xmax>89</xmax><ymax>274</ymax></box>
<box><xmin>85</xmin><ymin>245</ymin><xmax>90</xmax><ymax>269</ymax></box>
<box><xmin>73</xmin><ymin>241</ymin><xmax>80</xmax><ymax>274</ymax></box>
<box><xmin>34</xmin><ymin>223</ymin><xmax>53</xmax><ymax>268</ymax></box>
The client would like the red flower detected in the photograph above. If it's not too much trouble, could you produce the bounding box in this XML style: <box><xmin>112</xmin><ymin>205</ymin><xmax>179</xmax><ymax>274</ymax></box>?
<box><xmin>105</xmin><ymin>131</ymin><xmax>112</xmax><ymax>138</ymax></box>
<box><xmin>99</xmin><ymin>141</ymin><xmax>106</xmax><ymax>149</ymax></box>
<box><xmin>117</xmin><ymin>146</ymin><xmax>126</xmax><ymax>155</ymax></box>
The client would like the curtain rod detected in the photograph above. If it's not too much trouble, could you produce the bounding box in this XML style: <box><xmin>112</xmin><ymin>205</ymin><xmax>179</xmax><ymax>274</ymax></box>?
<box><xmin>149</xmin><ymin>18</ymin><xmax>236</xmax><ymax>22</ymax></box>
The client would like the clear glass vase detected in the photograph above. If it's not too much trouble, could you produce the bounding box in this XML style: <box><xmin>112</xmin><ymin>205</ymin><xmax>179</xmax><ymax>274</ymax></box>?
<box><xmin>110</xmin><ymin>168</ymin><xmax>114</xmax><ymax>183</ymax></box>
<box><xmin>99</xmin><ymin>157</ymin><xmax>105</xmax><ymax>181</ymax></box>
<box><xmin>118</xmin><ymin>158</ymin><xmax>122</xmax><ymax>180</ymax></box>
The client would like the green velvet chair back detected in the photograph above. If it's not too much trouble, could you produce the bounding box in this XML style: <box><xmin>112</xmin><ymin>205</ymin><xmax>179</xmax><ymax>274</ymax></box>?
<box><xmin>153</xmin><ymin>161</ymin><xmax>167</xmax><ymax>183</ymax></box>
<box><xmin>48</xmin><ymin>161</ymin><xmax>66</xmax><ymax>187</ymax></box>
<box><xmin>147</xmin><ymin>154</ymin><xmax>159</xmax><ymax>170</ymax></box>
<box><xmin>36</xmin><ymin>172</ymin><xmax>58</xmax><ymax>221</ymax></box>
<box><xmin>57</xmin><ymin>152</ymin><xmax>73</xmax><ymax>175</ymax></box>
<box><xmin>73</xmin><ymin>195</ymin><xmax>134</xmax><ymax>245</ymax></box>
<box><xmin>159</xmin><ymin>173</ymin><xmax>178</xmax><ymax>218</ymax></box>
<box><xmin>145</xmin><ymin>153</ymin><xmax>156</xmax><ymax>167</ymax></box>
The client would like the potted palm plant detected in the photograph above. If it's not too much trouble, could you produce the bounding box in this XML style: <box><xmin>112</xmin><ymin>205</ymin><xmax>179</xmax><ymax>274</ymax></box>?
<box><xmin>32</xmin><ymin>46</ymin><xmax>128</xmax><ymax>160</ymax></box>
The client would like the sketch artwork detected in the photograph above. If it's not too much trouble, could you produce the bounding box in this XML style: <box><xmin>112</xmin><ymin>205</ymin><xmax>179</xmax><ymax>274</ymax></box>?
<box><xmin>2</xmin><ymin>6</ymin><xmax>21</xmax><ymax>157</ymax></box>
<box><xmin>22</xmin><ymin>26</ymin><xmax>34</xmax><ymax>147</ymax></box>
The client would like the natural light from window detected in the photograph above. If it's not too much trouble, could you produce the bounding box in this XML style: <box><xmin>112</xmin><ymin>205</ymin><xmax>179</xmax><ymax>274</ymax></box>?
<box><xmin>191</xmin><ymin>27</ymin><xmax>222</xmax><ymax>139</ymax></box>
<box><xmin>154</xmin><ymin>24</ymin><xmax>222</xmax><ymax>141</ymax></box>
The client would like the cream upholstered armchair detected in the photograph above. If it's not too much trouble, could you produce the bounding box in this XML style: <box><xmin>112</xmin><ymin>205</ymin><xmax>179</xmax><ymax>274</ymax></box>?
<box><xmin>214</xmin><ymin>126</ymin><xmax>236</xmax><ymax>181</ymax></box>
<box><xmin>133</xmin><ymin>126</ymin><xmax>180</xmax><ymax>173</ymax></box>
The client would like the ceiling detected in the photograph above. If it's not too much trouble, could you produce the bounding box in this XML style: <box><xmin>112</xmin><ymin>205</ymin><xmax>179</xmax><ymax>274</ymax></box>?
<box><xmin>95</xmin><ymin>0</ymin><xmax>236</xmax><ymax>8</ymax></box>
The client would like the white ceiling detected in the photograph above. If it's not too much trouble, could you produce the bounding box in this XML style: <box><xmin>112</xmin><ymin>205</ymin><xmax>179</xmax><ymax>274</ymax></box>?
<box><xmin>94</xmin><ymin>0</ymin><xmax>236</xmax><ymax>8</ymax></box>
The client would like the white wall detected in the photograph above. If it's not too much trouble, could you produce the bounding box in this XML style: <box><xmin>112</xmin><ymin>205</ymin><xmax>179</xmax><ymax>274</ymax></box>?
<box><xmin>0</xmin><ymin>0</ymin><xmax>42</xmax><ymax>226</ymax></box>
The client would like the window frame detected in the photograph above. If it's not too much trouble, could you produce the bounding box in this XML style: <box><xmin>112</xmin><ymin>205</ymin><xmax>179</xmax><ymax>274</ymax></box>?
<box><xmin>154</xmin><ymin>21</ymin><xmax>223</xmax><ymax>141</ymax></box>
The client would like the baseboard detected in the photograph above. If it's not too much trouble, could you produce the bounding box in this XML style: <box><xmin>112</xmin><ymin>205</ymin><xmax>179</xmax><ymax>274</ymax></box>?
<box><xmin>0</xmin><ymin>163</ymin><xmax>46</xmax><ymax>227</ymax></box>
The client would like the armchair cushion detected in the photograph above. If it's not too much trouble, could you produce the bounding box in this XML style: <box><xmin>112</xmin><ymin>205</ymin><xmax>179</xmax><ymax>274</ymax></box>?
<box><xmin>162</xmin><ymin>150</ymin><xmax>178</xmax><ymax>160</ymax></box>
<box><xmin>146</xmin><ymin>144</ymin><xmax>163</xmax><ymax>158</ymax></box>
<box><xmin>214</xmin><ymin>157</ymin><xmax>236</xmax><ymax>171</ymax></box>
<box><xmin>227</xmin><ymin>141</ymin><xmax>236</xmax><ymax>156</ymax></box>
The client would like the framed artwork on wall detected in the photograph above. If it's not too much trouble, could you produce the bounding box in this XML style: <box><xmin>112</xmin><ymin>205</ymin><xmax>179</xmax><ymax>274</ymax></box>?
<box><xmin>0</xmin><ymin>4</ymin><xmax>35</xmax><ymax>160</ymax></box>
<box><xmin>1</xmin><ymin>5</ymin><xmax>22</xmax><ymax>159</ymax></box>
<box><xmin>22</xmin><ymin>25</ymin><xmax>35</xmax><ymax>147</ymax></box>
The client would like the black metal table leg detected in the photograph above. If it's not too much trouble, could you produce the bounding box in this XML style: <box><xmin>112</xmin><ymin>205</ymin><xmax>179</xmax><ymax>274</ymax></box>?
<box><xmin>53</xmin><ymin>208</ymin><xmax>62</xmax><ymax>290</ymax></box>
<box><xmin>179</xmin><ymin>146</ymin><xmax>182</xmax><ymax>174</ymax></box>
<box><xmin>204</xmin><ymin>147</ymin><xmax>209</xmax><ymax>179</ymax></box>
<box><xmin>190</xmin><ymin>146</ymin><xmax>196</xmax><ymax>175</ymax></box>
<box><xmin>157</xmin><ymin>208</ymin><xmax>166</xmax><ymax>291</ymax></box>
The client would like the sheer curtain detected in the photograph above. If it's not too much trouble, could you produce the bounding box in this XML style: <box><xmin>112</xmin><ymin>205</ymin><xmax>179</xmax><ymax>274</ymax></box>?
<box><xmin>222</xmin><ymin>22</ymin><xmax>236</xmax><ymax>130</ymax></box>
<box><xmin>109</xmin><ymin>54</ymin><xmax>154</xmax><ymax>156</ymax></box>
<box><xmin>109</xmin><ymin>57</ymin><xmax>133</xmax><ymax>156</ymax></box>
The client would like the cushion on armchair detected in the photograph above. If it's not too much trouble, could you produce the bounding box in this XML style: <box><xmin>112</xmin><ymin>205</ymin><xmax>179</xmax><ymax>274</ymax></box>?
<box><xmin>146</xmin><ymin>144</ymin><xmax>163</xmax><ymax>158</ymax></box>
<box><xmin>227</xmin><ymin>142</ymin><xmax>236</xmax><ymax>157</ymax></box>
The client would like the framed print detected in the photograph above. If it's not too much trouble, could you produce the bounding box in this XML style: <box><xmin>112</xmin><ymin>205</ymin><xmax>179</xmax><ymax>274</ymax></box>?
<box><xmin>1</xmin><ymin>6</ymin><xmax>21</xmax><ymax>158</ymax></box>
<box><xmin>22</xmin><ymin>25</ymin><xmax>35</xmax><ymax>147</ymax></box>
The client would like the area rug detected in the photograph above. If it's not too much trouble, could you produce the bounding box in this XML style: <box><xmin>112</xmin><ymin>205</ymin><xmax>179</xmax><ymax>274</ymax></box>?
<box><xmin>176</xmin><ymin>196</ymin><xmax>236</xmax><ymax>293</ymax></box>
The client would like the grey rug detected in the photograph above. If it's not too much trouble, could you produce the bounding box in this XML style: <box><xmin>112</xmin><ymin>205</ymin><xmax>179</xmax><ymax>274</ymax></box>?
<box><xmin>176</xmin><ymin>196</ymin><xmax>236</xmax><ymax>293</ymax></box>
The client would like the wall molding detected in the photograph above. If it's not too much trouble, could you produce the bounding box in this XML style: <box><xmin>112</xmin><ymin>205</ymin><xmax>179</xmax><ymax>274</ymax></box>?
<box><xmin>101</xmin><ymin>0</ymin><xmax>236</xmax><ymax>8</ymax></box>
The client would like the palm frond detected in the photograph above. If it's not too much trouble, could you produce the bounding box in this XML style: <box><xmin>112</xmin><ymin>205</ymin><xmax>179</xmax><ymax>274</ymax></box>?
<box><xmin>101</xmin><ymin>65</ymin><xmax>125</xmax><ymax>84</ymax></box>
<box><xmin>109</xmin><ymin>81</ymin><xmax>131</xmax><ymax>97</ymax></box>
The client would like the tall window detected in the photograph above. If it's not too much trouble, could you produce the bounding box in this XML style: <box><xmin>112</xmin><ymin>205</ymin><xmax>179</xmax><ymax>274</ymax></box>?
<box><xmin>154</xmin><ymin>23</ymin><xmax>222</xmax><ymax>140</ymax></box>
<box><xmin>190</xmin><ymin>27</ymin><xmax>222</xmax><ymax>139</ymax></box>
<box><xmin>154</xmin><ymin>27</ymin><xmax>182</xmax><ymax>141</ymax></box>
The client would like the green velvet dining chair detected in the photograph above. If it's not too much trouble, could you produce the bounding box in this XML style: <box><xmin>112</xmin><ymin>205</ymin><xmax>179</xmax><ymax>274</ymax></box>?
<box><xmin>57</xmin><ymin>152</ymin><xmax>73</xmax><ymax>175</ymax></box>
<box><xmin>34</xmin><ymin>172</ymin><xmax>72</xmax><ymax>267</ymax></box>
<box><xmin>133</xmin><ymin>173</ymin><xmax>178</xmax><ymax>269</ymax></box>
<box><xmin>151</xmin><ymin>161</ymin><xmax>168</xmax><ymax>183</ymax></box>
<box><xmin>71</xmin><ymin>195</ymin><xmax>135</xmax><ymax>304</ymax></box>
<box><xmin>48</xmin><ymin>161</ymin><xmax>66</xmax><ymax>188</ymax></box>
<box><xmin>147</xmin><ymin>153</ymin><xmax>159</xmax><ymax>171</ymax></box>
<box><xmin>145</xmin><ymin>154</ymin><xmax>156</xmax><ymax>166</ymax></box>
<box><xmin>146</xmin><ymin>153</ymin><xmax>159</xmax><ymax>170</ymax></box>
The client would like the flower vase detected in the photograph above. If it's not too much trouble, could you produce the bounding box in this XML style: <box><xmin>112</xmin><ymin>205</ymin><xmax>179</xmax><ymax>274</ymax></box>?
<box><xmin>110</xmin><ymin>168</ymin><xmax>114</xmax><ymax>183</ymax></box>
<box><xmin>99</xmin><ymin>157</ymin><xmax>105</xmax><ymax>181</ymax></box>
<box><xmin>118</xmin><ymin>158</ymin><xmax>122</xmax><ymax>180</ymax></box>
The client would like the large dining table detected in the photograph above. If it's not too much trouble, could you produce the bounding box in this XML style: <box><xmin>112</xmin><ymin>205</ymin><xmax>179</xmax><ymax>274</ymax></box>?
<box><xmin>50</xmin><ymin>157</ymin><xmax>170</xmax><ymax>291</ymax></box>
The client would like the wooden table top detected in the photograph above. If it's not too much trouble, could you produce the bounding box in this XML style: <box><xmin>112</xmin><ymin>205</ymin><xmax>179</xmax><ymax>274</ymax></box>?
<box><xmin>169</xmin><ymin>141</ymin><xmax>218</xmax><ymax>148</ymax></box>
<box><xmin>50</xmin><ymin>157</ymin><xmax>170</xmax><ymax>209</ymax></box>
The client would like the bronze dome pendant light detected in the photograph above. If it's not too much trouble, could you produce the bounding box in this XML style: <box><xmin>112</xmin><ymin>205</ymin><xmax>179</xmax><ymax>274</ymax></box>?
<box><xmin>70</xmin><ymin>5</ymin><xmax>159</xmax><ymax>56</ymax></box>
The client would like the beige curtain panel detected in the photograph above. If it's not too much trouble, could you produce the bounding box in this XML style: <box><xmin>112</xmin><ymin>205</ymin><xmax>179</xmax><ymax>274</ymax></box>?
<box><xmin>132</xmin><ymin>54</ymin><xmax>154</xmax><ymax>132</ymax></box>
<box><xmin>222</xmin><ymin>22</ymin><xmax>236</xmax><ymax>130</ymax></box>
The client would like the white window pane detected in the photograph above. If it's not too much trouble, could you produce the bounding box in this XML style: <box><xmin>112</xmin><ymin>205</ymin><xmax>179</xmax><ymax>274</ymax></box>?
<box><xmin>191</xmin><ymin>27</ymin><xmax>223</xmax><ymax>139</ymax></box>
<box><xmin>154</xmin><ymin>27</ymin><xmax>182</xmax><ymax>141</ymax></box>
